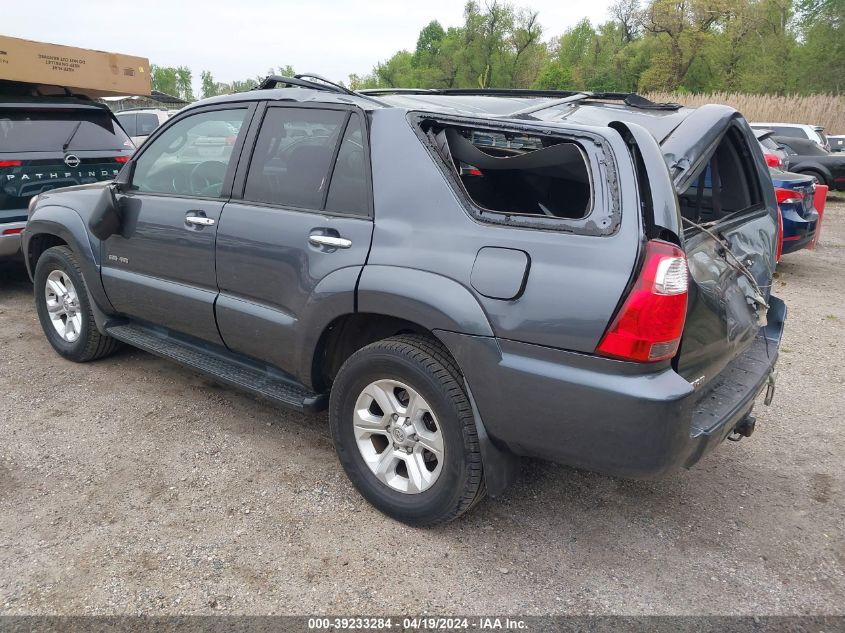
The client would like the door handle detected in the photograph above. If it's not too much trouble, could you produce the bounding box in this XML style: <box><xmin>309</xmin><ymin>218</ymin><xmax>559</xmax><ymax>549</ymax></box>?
<box><xmin>308</xmin><ymin>234</ymin><xmax>352</xmax><ymax>249</ymax></box>
<box><xmin>185</xmin><ymin>216</ymin><xmax>216</xmax><ymax>226</ymax></box>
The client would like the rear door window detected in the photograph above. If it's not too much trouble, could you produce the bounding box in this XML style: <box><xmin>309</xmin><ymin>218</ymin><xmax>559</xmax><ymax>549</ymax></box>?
<box><xmin>0</xmin><ymin>108</ymin><xmax>133</xmax><ymax>152</ymax></box>
<box><xmin>137</xmin><ymin>113</ymin><xmax>160</xmax><ymax>136</ymax></box>
<box><xmin>325</xmin><ymin>114</ymin><xmax>368</xmax><ymax>215</ymax></box>
<box><xmin>243</xmin><ymin>107</ymin><xmax>345</xmax><ymax>210</ymax></box>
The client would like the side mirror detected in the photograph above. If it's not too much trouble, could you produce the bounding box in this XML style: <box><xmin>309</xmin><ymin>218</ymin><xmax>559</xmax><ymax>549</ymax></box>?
<box><xmin>88</xmin><ymin>183</ymin><xmax>124</xmax><ymax>240</ymax></box>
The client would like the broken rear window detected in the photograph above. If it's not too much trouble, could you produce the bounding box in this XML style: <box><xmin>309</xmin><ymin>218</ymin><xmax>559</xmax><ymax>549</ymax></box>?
<box><xmin>423</xmin><ymin>123</ymin><xmax>592</xmax><ymax>221</ymax></box>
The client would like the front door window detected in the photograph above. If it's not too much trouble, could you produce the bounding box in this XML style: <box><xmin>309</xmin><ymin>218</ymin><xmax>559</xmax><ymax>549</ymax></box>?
<box><xmin>131</xmin><ymin>109</ymin><xmax>247</xmax><ymax>198</ymax></box>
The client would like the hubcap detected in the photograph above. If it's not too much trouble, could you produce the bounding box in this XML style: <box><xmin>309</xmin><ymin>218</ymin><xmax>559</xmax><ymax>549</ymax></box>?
<box><xmin>44</xmin><ymin>270</ymin><xmax>82</xmax><ymax>343</ymax></box>
<box><xmin>353</xmin><ymin>379</ymin><xmax>444</xmax><ymax>494</ymax></box>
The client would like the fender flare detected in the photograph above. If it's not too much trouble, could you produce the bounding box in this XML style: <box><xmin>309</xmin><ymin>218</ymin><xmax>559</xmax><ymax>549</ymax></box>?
<box><xmin>356</xmin><ymin>267</ymin><xmax>515</xmax><ymax>494</ymax></box>
<box><xmin>357</xmin><ymin>266</ymin><xmax>494</xmax><ymax>337</ymax></box>
<box><xmin>23</xmin><ymin>205</ymin><xmax>116</xmax><ymax>331</ymax></box>
<box><xmin>294</xmin><ymin>265</ymin><xmax>363</xmax><ymax>385</ymax></box>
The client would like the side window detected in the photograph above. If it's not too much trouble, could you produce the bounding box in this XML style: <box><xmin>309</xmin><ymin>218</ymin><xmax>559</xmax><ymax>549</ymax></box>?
<box><xmin>131</xmin><ymin>109</ymin><xmax>247</xmax><ymax>198</ymax></box>
<box><xmin>137</xmin><ymin>113</ymin><xmax>160</xmax><ymax>136</ymax></box>
<box><xmin>326</xmin><ymin>114</ymin><xmax>368</xmax><ymax>215</ymax></box>
<box><xmin>117</xmin><ymin>113</ymin><xmax>136</xmax><ymax>137</ymax></box>
<box><xmin>243</xmin><ymin>107</ymin><xmax>345</xmax><ymax>210</ymax></box>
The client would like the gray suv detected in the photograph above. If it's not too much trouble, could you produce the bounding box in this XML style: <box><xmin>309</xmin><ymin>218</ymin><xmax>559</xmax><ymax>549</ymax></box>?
<box><xmin>22</xmin><ymin>77</ymin><xmax>786</xmax><ymax>526</ymax></box>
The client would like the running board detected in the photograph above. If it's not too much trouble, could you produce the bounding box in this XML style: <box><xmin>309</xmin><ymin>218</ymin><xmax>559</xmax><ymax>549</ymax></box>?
<box><xmin>105</xmin><ymin>323</ymin><xmax>327</xmax><ymax>413</ymax></box>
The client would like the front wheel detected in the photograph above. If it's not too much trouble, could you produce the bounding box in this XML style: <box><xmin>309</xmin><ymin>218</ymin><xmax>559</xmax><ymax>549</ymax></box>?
<box><xmin>329</xmin><ymin>335</ymin><xmax>485</xmax><ymax>526</ymax></box>
<box><xmin>34</xmin><ymin>246</ymin><xmax>120</xmax><ymax>362</ymax></box>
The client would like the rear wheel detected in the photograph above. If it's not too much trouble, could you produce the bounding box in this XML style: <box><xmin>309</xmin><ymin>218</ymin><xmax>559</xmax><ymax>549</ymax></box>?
<box><xmin>329</xmin><ymin>335</ymin><xmax>485</xmax><ymax>526</ymax></box>
<box><xmin>800</xmin><ymin>169</ymin><xmax>828</xmax><ymax>187</ymax></box>
<box><xmin>34</xmin><ymin>246</ymin><xmax>120</xmax><ymax>362</ymax></box>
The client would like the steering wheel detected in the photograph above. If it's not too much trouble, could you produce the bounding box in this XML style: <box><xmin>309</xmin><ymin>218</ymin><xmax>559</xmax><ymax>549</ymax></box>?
<box><xmin>190</xmin><ymin>161</ymin><xmax>227</xmax><ymax>196</ymax></box>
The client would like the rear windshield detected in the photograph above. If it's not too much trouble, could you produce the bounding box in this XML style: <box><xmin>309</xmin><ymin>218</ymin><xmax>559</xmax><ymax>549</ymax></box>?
<box><xmin>759</xmin><ymin>137</ymin><xmax>780</xmax><ymax>152</ymax></box>
<box><xmin>0</xmin><ymin>109</ymin><xmax>133</xmax><ymax>152</ymax></box>
<box><xmin>679</xmin><ymin>127</ymin><xmax>764</xmax><ymax>227</ymax></box>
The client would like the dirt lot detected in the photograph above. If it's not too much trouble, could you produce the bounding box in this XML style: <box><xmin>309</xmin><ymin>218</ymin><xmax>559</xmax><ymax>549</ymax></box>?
<box><xmin>1</xmin><ymin>201</ymin><xmax>843</xmax><ymax>616</ymax></box>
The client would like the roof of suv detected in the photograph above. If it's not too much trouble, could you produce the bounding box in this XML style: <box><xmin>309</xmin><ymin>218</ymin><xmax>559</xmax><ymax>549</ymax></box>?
<box><xmin>0</xmin><ymin>96</ymin><xmax>112</xmax><ymax>111</ymax></box>
<box><xmin>114</xmin><ymin>108</ymin><xmax>175</xmax><ymax>115</ymax></box>
<box><xmin>185</xmin><ymin>78</ymin><xmax>697</xmax><ymax>143</ymax></box>
<box><xmin>752</xmin><ymin>122</ymin><xmax>824</xmax><ymax>131</ymax></box>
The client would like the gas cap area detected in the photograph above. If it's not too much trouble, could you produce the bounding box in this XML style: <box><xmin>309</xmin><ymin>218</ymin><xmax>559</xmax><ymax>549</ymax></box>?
<box><xmin>470</xmin><ymin>247</ymin><xmax>530</xmax><ymax>300</ymax></box>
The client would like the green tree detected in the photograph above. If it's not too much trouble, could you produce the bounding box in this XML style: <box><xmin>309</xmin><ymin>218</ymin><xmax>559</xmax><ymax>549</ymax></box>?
<box><xmin>638</xmin><ymin>0</ymin><xmax>736</xmax><ymax>91</ymax></box>
<box><xmin>344</xmin><ymin>0</ymin><xmax>843</xmax><ymax>96</ymax></box>
<box><xmin>150</xmin><ymin>65</ymin><xmax>179</xmax><ymax>96</ymax></box>
<box><xmin>175</xmin><ymin>66</ymin><xmax>194</xmax><ymax>101</ymax></box>
<box><xmin>533</xmin><ymin>60</ymin><xmax>572</xmax><ymax>89</ymax></box>
<box><xmin>793</xmin><ymin>0</ymin><xmax>845</xmax><ymax>93</ymax></box>
<box><xmin>201</xmin><ymin>70</ymin><xmax>220</xmax><ymax>99</ymax></box>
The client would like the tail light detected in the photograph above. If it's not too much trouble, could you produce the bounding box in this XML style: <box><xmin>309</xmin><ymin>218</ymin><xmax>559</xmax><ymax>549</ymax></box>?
<box><xmin>596</xmin><ymin>240</ymin><xmax>689</xmax><ymax>363</ymax></box>
<box><xmin>225</xmin><ymin>135</ymin><xmax>237</xmax><ymax>146</ymax></box>
<box><xmin>0</xmin><ymin>160</ymin><xmax>22</xmax><ymax>168</ymax></box>
<box><xmin>810</xmin><ymin>184</ymin><xmax>828</xmax><ymax>249</ymax></box>
<box><xmin>2</xmin><ymin>228</ymin><xmax>24</xmax><ymax>236</ymax></box>
<box><xmin>764</xmin><ymin>154</ymin><xmax>782</xmax><ymax>168</ymax></box>
<box><xmin>775</xmin><ymin>187</ymin><xmax>802</xmax><ymax>206</ymax></box>
<box><xmin>113</xmin><ymin>156</ymin><xmax>130</xmax><ymax>163</ymax></box>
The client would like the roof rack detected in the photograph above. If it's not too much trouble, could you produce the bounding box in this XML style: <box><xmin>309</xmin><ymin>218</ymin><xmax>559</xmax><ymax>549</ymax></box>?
<box><xmin>357</xmin><ymin>88</ymin><xmax>438</xmax><ymax>95</ymax></box>
<box><xmin>255</xmin><ymin>75</ymin><xmax>343</xmax><ymax>93</ymax></box>
<box><xmin>357</xmin><ymin>87</ymin><xmax>681</xmax><ymax>111</ymax></box>
<box><xmin>358</xmin><ymin>88</ymin><xmax>584</xmax><ymax>98</ymax></box>
<box><xmin>254</xmin><ymin>74</ymin><xmax>386</xmax><ymax>106</ymax></box>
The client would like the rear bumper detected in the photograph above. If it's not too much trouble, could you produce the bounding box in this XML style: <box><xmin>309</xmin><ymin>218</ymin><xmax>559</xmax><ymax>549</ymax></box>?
<box><xmin>782</xmin><ymin>207</ymin><xmax>818</xmax><ymax>255</ymax></box>
<box><xmin>438</xmin><ymin>296</ymin><xmax>786</xmax><ymax>478</ymax></box>
<box><xmin>0</xmin><ymin>208</ymin><xmax>27</xmax><ymax>258</ymax></box>
<box><xmin>0</xmin><ymin>222</ymin><xmax>26</xmax><ymax>258</ymax></box>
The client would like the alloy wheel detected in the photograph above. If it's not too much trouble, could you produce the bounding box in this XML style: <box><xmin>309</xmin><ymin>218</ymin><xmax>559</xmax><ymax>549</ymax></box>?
<box><xmin>44</xmin><ymin>270</ymin><xmax>83</xmax><ymax>343</ymax></box>
<box><xmin>353</xmin><ymin>379</ymin><xmax>444</xmax><ymax>494</ymax></box>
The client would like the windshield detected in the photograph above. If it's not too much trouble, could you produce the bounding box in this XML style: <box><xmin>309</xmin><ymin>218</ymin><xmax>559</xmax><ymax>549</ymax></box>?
<box><xmin>0</xmin><ymin>109</ymin><xmax>133</xmax><ymax>153</ymax></box>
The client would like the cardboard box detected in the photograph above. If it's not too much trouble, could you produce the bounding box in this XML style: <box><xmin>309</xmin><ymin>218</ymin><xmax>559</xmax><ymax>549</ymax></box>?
<box><xmin>0</xmin><ymin>35</ymin><xmax>150</xmax><ymax>97</ymax></box>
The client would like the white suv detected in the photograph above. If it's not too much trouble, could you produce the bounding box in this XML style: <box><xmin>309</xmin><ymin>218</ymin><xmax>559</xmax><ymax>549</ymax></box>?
<box><xmin>115</xmin><ymin>109</ymin><xmax>176</xmax><ymax>147</ymax></box>
<box><xmin>750</xmin><ymin>122</ymin><xmax>830</xmax><ymax>151</ymax></box>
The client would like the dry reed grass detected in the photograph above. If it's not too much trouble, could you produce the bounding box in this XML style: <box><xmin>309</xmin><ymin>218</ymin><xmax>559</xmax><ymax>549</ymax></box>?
<box><xmin>645</xmin><ymin>92</ymin><xmax>845</xmax><ymax>134</ymax></box>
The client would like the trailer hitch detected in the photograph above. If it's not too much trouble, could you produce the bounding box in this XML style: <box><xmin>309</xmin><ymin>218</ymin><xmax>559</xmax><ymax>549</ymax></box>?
<box><xmin>728</xmin><ymin>415</ymin><xmax>756</xmax><ymax>442</ymax></box>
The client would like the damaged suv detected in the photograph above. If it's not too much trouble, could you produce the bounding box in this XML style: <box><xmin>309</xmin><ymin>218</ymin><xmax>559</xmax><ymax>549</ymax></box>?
<box><xmin>23</xmin><ymin>77</ymin><xmax>785</xmax><ymax>526</ymax></box>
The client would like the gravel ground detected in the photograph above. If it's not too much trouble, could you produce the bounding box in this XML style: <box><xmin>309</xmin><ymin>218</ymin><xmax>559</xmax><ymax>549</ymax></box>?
<box><xmin>0</xmin><ymin>199</ymin><xmax>843</xmax><ymax>616</ymax></box>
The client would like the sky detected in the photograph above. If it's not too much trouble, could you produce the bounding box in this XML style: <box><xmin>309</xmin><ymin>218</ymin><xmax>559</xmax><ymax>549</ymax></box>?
<box><xmin>3</xmin><ymin>0</ymin><xmax>615</xmax><ymax>93</ymax></box>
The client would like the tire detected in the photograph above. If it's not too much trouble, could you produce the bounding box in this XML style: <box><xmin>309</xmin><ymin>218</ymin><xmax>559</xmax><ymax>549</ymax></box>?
<box><xmin>329</xmin><ymin>334</ymin><xmax>486</xmax><ymax>526</ymax></box>
<box><xmin>34</xmin><ymin>245</ymin><xmax>121</xmax><ymax>362</ymax></box>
